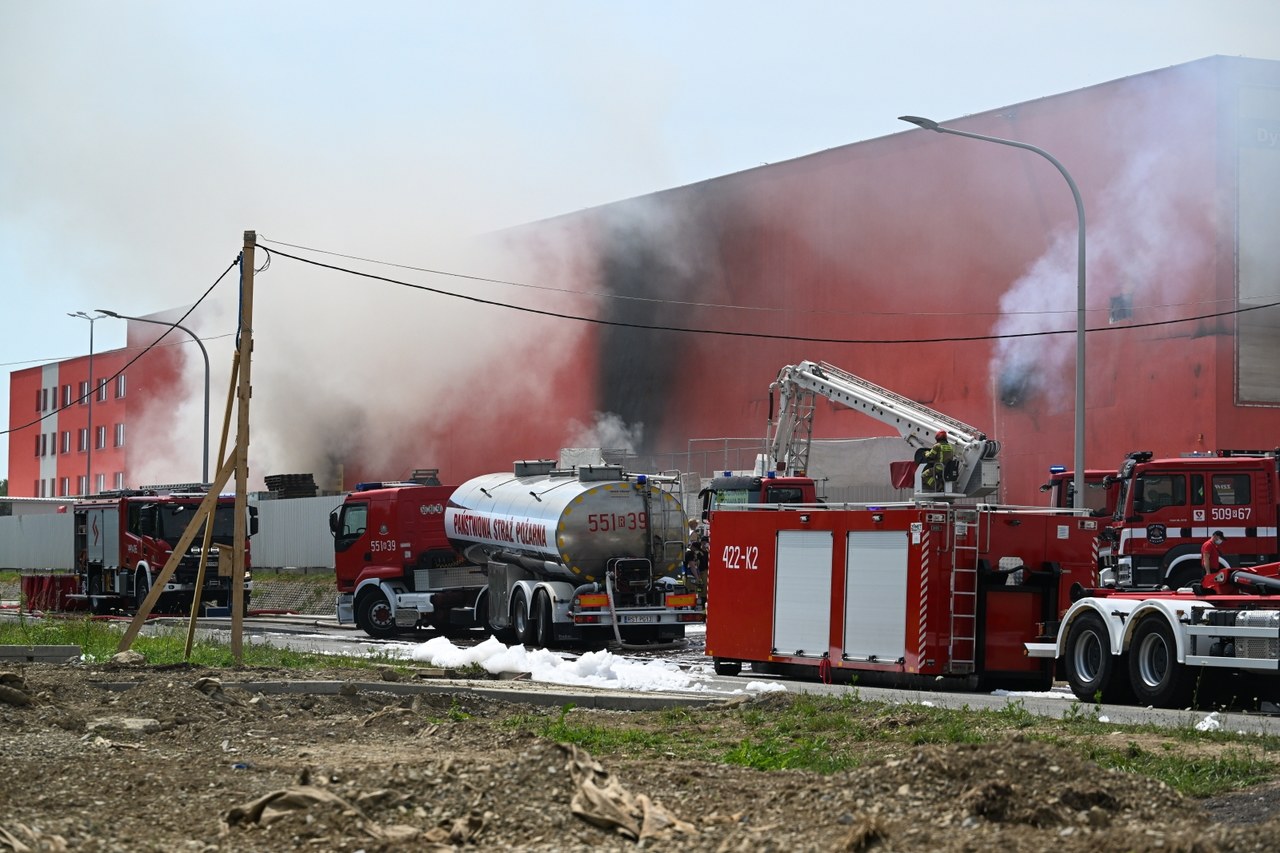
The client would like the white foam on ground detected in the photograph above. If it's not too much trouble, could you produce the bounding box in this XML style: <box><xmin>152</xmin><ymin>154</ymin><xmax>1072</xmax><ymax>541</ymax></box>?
<box><xmin>409</xmin><ymin>635</ymin><xmax>720</xmax><ymax>692</ymax></box>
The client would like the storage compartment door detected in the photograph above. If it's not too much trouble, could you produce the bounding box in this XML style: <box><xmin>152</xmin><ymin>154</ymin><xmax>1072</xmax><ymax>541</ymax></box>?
<box><xmin>86</xmin><ymin>508</ymin><xmax>120</xmax><ymax>567</ymax></box>
<box><xmin>843</xmin><ymin>530</ymin><xmax>908</xmax><ymax>662</ymax></box>
<box><xmin>772</xmin><ymin>530</ymin><xmax>832</xmax><ymax>658</ymax></box>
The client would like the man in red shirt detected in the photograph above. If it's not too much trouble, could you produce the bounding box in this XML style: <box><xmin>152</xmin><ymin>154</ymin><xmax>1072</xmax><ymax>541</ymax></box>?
<box><xmin>1201</xmin><ymin>530</ymin><xmax>1225</xmax><ymax>576</ymax></box>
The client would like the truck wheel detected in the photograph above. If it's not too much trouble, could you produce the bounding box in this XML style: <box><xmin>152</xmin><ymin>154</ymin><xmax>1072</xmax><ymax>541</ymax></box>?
<box><xmin>133</xmin><ymin>570</ymin><xmax>150</xmax><ymax>612</ymax></box>
<box><xmin>355</xmin><ymin>589</ymin><xmax>398</xmax><ymax>640</ymax></box>
<box><xmin>88</xmin><ymin>573</ymin><xmax>107</xmax><ymax>616</ymax></box>
<box><xmin>1063</xmin><ymin>612</ymin><xmax>1130</xmax><ymax>703</ymax></box>
<box><xmin>512</xmin><ymin>591</ymin><xmax>534</xmax><ymax>646</ymax></box>
<box><xmin>1164</xmin><ymin>564</ymin><xmax>1203</xmax><ymax>592</ymax></box>
<box><xmin>1127</xmin><ymin>615</ymin><xmax>1194</xmax><ymax>708</ymax></box>
<box><xmin>713</xmin><ymin>658</ymin><xmax>742</xmax><ymax>676</ymax></box>
<box><xmin>533</xmin><ymin>591</ymin><xmax>554</xmax><ymax>649</ymax></box>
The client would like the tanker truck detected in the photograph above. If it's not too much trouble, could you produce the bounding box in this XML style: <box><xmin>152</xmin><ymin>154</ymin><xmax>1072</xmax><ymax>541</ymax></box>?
<box><xmin>446</xmin><ymin>460</ymin><xmax>702</xmax><ymax>647</ymax></box>
<box><xmin>332</xmin><ymin>460</ymin><xmax>704</xmax><ymax>647</ymax></box>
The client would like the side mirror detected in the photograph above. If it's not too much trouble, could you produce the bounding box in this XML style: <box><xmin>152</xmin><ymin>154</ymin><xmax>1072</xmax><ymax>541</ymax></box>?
<box><xmin>249</xmin><ymin>508</ymin><xmax>260</xmax><ymax>537</ymax></box>
<box><xmin>328</xmin><ymin>508</ymin><xmax>340</xmax><ymax>536</ymax></box>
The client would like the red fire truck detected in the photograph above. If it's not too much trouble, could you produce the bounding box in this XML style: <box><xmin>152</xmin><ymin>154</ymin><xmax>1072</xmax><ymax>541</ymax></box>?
<box><xmin>71</xmin><ymin>489</ymin><xmax>257</xmax><ymax>615</ymax></box>
<box><xmin>1057</xmin><ymin>450</ymin><xmax>1280</xmax><ymax>591</ymax></box>
<box><xmin>331</xmin><ymin>478</ymin><xmax>488</xmax><ymax>639</ymax></box>
<box><xmin>332</xmin><ymin>463</ymin><xmax>701</xmax><ymax>645</ymax></box>
<box><xmin>705</xmin><ymin>502</ymin><xmax>1100</xmax><ymax>689</ymax></box>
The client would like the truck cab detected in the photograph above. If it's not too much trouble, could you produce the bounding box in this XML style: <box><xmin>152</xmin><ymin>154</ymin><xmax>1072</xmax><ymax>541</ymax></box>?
<box><xmin>1099</xmin><ymin>450</ymin><xmax>1280</xmax><ymax>590</ymax></box>
<box><xmin>330</xmin><ymin>481</ymin><xmax>485</xmax><ymax>638</ymax></box>
<box><xmin>698</xmin><ymin>472</ymin><xmax>818</xmax><ymax>522</ymax></box>
<box><xmin>1039</xmin><ymin>467</ymin><xmax>1113</xmax><ymax>514</ymax></box>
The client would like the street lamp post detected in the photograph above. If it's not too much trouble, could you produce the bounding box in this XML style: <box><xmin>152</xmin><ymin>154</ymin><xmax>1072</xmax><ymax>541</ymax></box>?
<box><xmin>98</xmin><ymin>310</ymin><xmax>211</xmax><ymax>485</ymax></box>
<box><xmin>68</xmin><ymin>311</ymin><xmax>104</xmax><ymax>495</ymax></box>
<box><xmin>898</xmin><ymin>115</ymin><xmax>1087</xmax><ymax>510</ymax></box>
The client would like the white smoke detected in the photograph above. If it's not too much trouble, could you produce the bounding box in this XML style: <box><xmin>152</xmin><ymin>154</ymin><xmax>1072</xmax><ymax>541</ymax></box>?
<box><xmin>988</xmin><ymin>94</ymin><xmax>1213</xmax><ymax>409</ymax></box>
<box><xmin>564</xmin><ymin>411</ymin><xmax>644</xmax><ymax>455</ymax></box>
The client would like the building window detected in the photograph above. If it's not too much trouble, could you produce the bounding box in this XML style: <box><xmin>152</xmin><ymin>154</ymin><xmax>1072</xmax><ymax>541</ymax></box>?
<box><xmin>1109</xmin><ymin>294</ymin><xmax>1133</xmax><ymax>324</ymax></box>
<box><xmin>95</xmin><ymin>473</ymin><xmax>105</xmax><ymax>494</ymax></box>
<box><xmin>61</xmin><ymin>431</ymin><xmax>70</xmax><ymax>454</ymax></box>
<box><xmin>36</xmin><ymin>479</ymin><xmax>43</xmax><ymax>497</ymax></box>
<box><xmin>77</xmin><ymin>475</ymin><xmax>87</xmax><ymax>495</ymax></box>
<box><xmin>79</xmin><ymin>381</ymin><xmax>89</xmax><ymax>405</ymax></box>
<box><xmin>39</xmin><ymin>433</ymin><xmax>47</xmax><ymax>457</ymax></box>
<box><xmin>96</xmin><ymin>425</ymin><xmax>107</xmax><ymax>450</ymax></box>
<box><xmin>115</xmin><ymin>374</ymin><xmax>126</xmax><ymax>398</ymax></box>
<box><xmin>114</xmin><ymin>472</ymin><xmax>124</xmax><ymax>490</ymax></box>
<box><xmin>78</xmin><ymin>428</ymin><xmax>88</xmax><ymax>452</ymax></box>
<box><xmin>36</xmin><ymin>389</ymin><xmax>42</xmax><ymax>411</ymax></box>
<box><xmin>114</xmin><ymin>423</ymin><xmax>126</xmax><ymax>447</ymax></box>
<box><xmin>97</xmin><ymin>379</ymin><xmax>108</xmax><ymax>403</ymax></box>
<box><xmin>60</xmin><ymin>478</ymin><xmax>70</xmax><ymax>497</ymax></box>
<box><xmin>63</xmin><ymin>384</ymin><xmax>72</xmax><ymax>407</ymax></box>
<box><xmin>34</xmin><ymin>435</ymin><xmax>40</xmax><ymax>457</ymax></box>
<box><xmin>42</xmin><ymin>388</ymin><xmax>49</xmax><ymax>411</ymax></box>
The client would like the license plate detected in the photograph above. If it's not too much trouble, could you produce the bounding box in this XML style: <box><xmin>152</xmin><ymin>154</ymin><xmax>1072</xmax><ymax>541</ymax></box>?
<box><xmin>622</xmin><ymin>614</ymin><xmax>657</xmax><ymax>624</ymax></box>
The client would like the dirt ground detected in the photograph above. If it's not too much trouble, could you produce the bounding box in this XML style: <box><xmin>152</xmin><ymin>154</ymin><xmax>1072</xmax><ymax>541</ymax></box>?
<box><xmin>4</xmin><ymin>662</ymin><xmax>1280</xmax><ymax>852</ymax></box>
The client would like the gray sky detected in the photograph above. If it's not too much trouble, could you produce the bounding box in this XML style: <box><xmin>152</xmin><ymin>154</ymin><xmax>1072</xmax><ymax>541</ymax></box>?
<box><xmin>3</xmin><ymin>0</ymin><xmax>1278</xmax><ymax>481</ymax></box>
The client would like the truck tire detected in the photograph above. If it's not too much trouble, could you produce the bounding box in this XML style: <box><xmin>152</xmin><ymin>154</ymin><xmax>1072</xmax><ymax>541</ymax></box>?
<box><xmin>87</xmin><ymin>573</ymin><xmax>107</xmax><ymax>616</ymax></box>
<box><xmin>713</xmin><ymin>658</ymin><xmax>742</xmax><ymax>676</ymax></box>
<box><xmin>1127</xmin><ymin>615</ymin><xmax>1194</xmax><ymax>708</ymax></box>
<box><xmin>1063</xmin><ymin>612</ymin><xmax>1130</xmax><ymax>703</ymax></box>
<box><xmin>355</xmin><ymin>589</ymin><xmax>398</xmax><ymax>640</ymax></box>
<box><xmin>533</xmin><ymin>591</ymin><xmax>554</xmax><ymax>649</ymax></box>
<box><xmin>512</xmin><ymin>590</ymin><xmax>535</xmax><ymax>646</ymax></box>
<box><xmin>1164</xmin><ymin>560</ymin><xmax>1203</xmax><ymax>592</ymax></box>
<box><xmin>133</xmin><ymin>570</ymin><xmax>150</xmax><ymax>612</ymax></box>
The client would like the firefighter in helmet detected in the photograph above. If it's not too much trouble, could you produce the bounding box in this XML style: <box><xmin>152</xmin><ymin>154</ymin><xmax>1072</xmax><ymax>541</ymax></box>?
<box><xmin>922</xmin><ymin>429</ymin><xmax>954</xmax><ymax>491</ymax></box>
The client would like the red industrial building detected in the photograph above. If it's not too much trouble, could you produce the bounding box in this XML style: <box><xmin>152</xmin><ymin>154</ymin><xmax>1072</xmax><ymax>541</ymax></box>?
<box><xmin>475</xmin><ymin>54</ymin><xmax>1280</xmax><ymax>504</ymax></box>
<box><xmin>7</xmin><ymin>314</ymin><xmax>186</xmax><ymax>498</ymax></box>
<box><xmin>8</xmin><ymin>55</ymin><xmax>1280</xmax><ymax>503</ymax></box>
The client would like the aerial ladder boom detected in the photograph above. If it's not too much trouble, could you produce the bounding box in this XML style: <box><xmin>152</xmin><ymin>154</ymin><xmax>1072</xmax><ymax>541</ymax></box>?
<box><xmin>767</xmin><ymin>360</ymin><xmax>1001</xmax><ymax>498</ymax></box>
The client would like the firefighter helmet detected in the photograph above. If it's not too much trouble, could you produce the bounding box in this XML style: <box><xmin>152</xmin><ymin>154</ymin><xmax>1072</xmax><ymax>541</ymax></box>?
<box><xmin>935</xmin><ymin>430</ymin><xmax>948</xmax><ymax>442</ymax></box>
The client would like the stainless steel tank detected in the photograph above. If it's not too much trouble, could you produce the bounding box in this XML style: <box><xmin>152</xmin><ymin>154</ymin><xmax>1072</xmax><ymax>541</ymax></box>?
<box><xmin>444</xmin><ymin>461</ymin><xmax>686</xmax><ymax>583</ymax></box>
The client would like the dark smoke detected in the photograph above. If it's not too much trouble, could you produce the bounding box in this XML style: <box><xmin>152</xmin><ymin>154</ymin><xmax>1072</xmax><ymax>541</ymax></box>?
<box><xmin>594</xmin><ymin>195</ymin><xmax>714</xmax><ymax>453</ymax></box>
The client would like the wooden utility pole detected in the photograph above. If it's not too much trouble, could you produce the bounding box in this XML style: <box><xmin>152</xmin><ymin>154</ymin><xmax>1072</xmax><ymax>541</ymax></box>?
<box><xmin>119</xmin><ymin>231</ymin><xmax>257</xmax><ymax>661</ymax></box>
<box><xmin>229</xmin><ymin>230</ymin><xmax>256</xmax><ymax>661</ymax></box>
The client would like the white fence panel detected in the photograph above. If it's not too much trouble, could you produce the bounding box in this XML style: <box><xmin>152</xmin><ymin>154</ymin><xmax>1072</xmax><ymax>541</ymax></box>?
<box><xmin>0</xmin><ymin>514</ymin><xmax>75</xmax><ymax>569</ymax></box>
<box><xmin>250</xmin><ymin>495</ymin><xmax>344</xmax><ymax>570</ymax></box>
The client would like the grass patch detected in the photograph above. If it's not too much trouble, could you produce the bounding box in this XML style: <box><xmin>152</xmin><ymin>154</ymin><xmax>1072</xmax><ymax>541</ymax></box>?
<box><xmin>502</xmin><ymin>690</ymin><xmax>1280</xmax><ymax>799</ymax></box>
<box><xmin>1082</xmin><ymin>741</ymin><xmax>1275</xmax><ymax>798</ymax></box>
<box><xmin>0</xmin><ymin>614</ymin><xmax>400</xmax><ymax>671</ymax></box>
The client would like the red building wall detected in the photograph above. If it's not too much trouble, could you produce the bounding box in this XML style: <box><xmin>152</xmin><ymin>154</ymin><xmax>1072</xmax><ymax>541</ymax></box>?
<box><xmin>488</xmin><ymin>56</ymin><xmax>1280</xmax><ymax>505</ymax></box>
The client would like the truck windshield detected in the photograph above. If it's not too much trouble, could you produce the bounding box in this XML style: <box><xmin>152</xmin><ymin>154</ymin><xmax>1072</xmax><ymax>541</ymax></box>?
<box><xmin>156</xmin><ymin>504</ymin><xmax>237</xmax><ymax>545</ymax></box>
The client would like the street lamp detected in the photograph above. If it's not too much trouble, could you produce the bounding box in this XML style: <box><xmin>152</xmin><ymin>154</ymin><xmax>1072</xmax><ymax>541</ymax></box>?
<box><xmin>68</xmin><ymin>311</ymin><xmax>105</xmax><ymax>495</ymax></box>
<box><xmin>98</xmin><ymin>309</ymin><xmax>210</xmax><ymax>485</ymax></box>
<box><xmin>898</xmin><ymin>115</ymin><xmax>1087</xmax><ymax>510</ymax></box>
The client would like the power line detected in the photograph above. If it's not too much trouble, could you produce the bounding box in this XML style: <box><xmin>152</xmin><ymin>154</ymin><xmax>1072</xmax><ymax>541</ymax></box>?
<box><xmin>263</xmin><ymin>244</ymin><xmax>1276</xmax><ymax>345</ymax></box>
<box><xmin>2</xmin><ymin>259</ymin><xmax>238</xmax><ymax>438</ymax></box>
<box><xmin>257</xmin><ymin>234</ymin><xmax>1259</xmax><ymax>319</ymax></box>
<box><xmin>0</xmin><ymin>332</ymin><xmax>235</xmax><ymax>370</ymax></box>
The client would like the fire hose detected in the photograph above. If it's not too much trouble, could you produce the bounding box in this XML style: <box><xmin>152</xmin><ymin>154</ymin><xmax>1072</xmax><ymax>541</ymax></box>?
<box><xmin>603</xmin><ymin>570</ymin><xmax>687</xmax><ymax>652</ymax></box>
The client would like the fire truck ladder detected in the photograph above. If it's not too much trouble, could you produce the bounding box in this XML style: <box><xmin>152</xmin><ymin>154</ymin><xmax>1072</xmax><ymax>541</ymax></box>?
<box><xmin>948</xmin><ymin>508</ymin><xmax>981</xmax><ymax>674</ymax></box>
